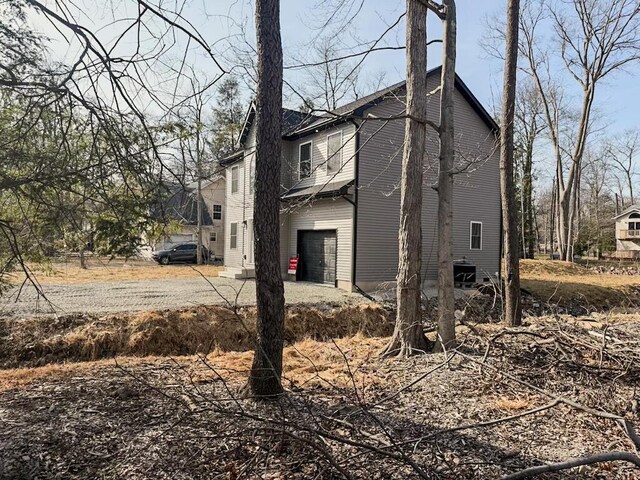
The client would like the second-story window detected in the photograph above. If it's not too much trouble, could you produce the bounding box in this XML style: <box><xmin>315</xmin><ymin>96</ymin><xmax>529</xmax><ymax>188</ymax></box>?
<box><xmin>212</xmin><ymin>204</ymin><xmax>222</xmax><ymax>220</ymax></box>
<box><xmin>231</xmin><ymin>165</ymin><xmax>239</xmax><ymax>193</ymax></box>
<box><xmin>299</xmin><ymin>141</ymin><xmax>312</xmax><ymax>179</ymax></box>
<box><xmin>326</xmin><ymin>131</ymin><xmax>343</xmax><ymax>173</ymax></box>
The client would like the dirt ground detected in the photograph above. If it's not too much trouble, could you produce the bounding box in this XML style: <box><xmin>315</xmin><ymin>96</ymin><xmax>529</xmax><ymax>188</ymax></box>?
<box><xmin>8</xmin><ymin>258</ymin><xmax>223</xmax><ymax>284</ymax></box>
<box><xmin>1</xmin><ymin>317</ymin><xmax>639</xmax><ymax>479</ymax></box>
<box><xmin>2</xmin><ymin>259</ymin><xmax>640</xmax><ymax>478</ymax></box>
<box><xmin>520</xmin><ymin>260</ymin><xmax>640</xmax><ymax>311</ymax></box>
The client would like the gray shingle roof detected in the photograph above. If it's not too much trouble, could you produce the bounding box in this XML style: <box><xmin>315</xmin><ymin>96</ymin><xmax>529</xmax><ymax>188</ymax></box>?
<box><xmin>152</xmin><ymin>183</ymin><xmax>213</xmax><ymax>226</ymax></box>
<box><xmin>329</xmin><ymin>80</ymin><xmax>406</xmax><ymax>116</ymax></box>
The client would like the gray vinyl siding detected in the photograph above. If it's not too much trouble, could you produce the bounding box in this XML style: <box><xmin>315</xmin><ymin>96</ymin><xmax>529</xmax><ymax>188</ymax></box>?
<box><xmin>287</xmin><ymin>198</ymin><xmax>354</xmax><ymax>283</ymax></box>
<box><xmin>355</xmin><ymin>75</ymin><xmax>501</xmax><ymax>288</ymax></box>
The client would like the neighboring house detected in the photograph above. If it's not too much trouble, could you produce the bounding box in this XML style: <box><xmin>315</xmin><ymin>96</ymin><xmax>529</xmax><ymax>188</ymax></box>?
<box><xmin>613</xmin><ymin>205</ymin><xmax>640</xmax><ymax>258</ymax></box>
<box><xmin>151</xmin><ymin>176</ymin><xmax>226</xmax><ymax>259</ymax></box>
<box><xmin>219</xmin><ymin>67</ymin><xmax>501</xmax><ymax>293</ymax></box>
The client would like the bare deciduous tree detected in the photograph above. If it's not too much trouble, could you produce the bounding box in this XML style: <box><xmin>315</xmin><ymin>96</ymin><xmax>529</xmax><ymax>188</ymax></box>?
<box><xmin>514</xmin><ymin>80</ymin><xmax>545</xmax><ymax>259</ymax></box>
<box><xmin>500</xmin><ymin>0</ymin><xmax>522</xmax><ymax>326</ymax></box>
<box><xmin>382</xmin><ymin>0</ymin><xmax>430</xmax><ymax>357</ymax></box>
<box><xmin>435</xmin><ymin>0</ymin><xmax>457</xmax><ymax>350</ymax></box>
<box><xmin>520</xmin><ymin>0</ymin><xmax>640</xmax><ymax>262</ymax></box>
<box><xmin>608</xmin><ymin>129</ymin><xmax>639</xmax><ymax>208</ymax></box>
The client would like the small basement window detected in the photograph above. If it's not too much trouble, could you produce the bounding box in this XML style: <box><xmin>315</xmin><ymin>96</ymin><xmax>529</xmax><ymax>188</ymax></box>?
<box><xmin>212</xmin><ymin>204</ymin><xmax>222</xmax><ymax>220</ymax></box>
<box><xmin>470</xmin><ymin>221</ymin><xmax>482</xmax><ymax>250</ymax></box>
<box><xmin>230</xmin><ymin>222</ymin><xmax>238</xmax><ymax>249</ymax></box>
<box><xmin>326</xmin><ymin>131</ymin><xmax>343</xmax><ymax>173</ymax></box>
<box><xmin>299</xmin><ymin>142</ymin><xmax>312</xmax><ymax>179</ymax></box>
<box><xmin>231</xmin><ymin>166</ymin><xmax>239</xmax><ymax>194</ymax></box>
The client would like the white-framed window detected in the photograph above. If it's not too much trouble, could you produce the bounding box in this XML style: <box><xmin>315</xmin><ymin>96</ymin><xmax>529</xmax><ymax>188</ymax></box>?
<box><xmin>299</xmin><ymin>141</ymin><xmax>312</xmax><ymax>179</ymax></box>
<box><xmin>326</xmin><ymin>131</ymin><xmax>343</xmax><ymax>173</ymax></box>
<box><xmin>231</xmin><ymin>165</ymin><xmax>239</xmax><ymax>194</ymax></box>
<box><xmin>470</xmin><ymin>221</ymin><xmax>482</xmax><ymax>250</ymax></box>
<box><xmin>212</xmin><ymin>204</ymin><xmax>222</xmax><ymax>220</ymax></box>
<box><xmin>209</xmin><ymin>232</ymin><xmax>217</xmax><ymax>242</ymax></box>
<box><xmin>230</xmin><ymin>222</ymin><xmax>238</xmax><ymax>249</ymax></box>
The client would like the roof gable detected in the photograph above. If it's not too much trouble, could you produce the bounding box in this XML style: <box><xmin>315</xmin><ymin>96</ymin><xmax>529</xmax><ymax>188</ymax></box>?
<box><xmin>329</xmin><ymin>66</ymin><xmax>498</xmax><ymax>132</ymax></box>
<box><xmin>225</xmin><ymin>67</ymin><xmax>498</xmax><ymax>164</ymax></box>
<box><xmin>236</xmin><ymin>103</ymin><xmax>320</xmax><ymax>148</ymax></box>
<box><xmin>614</xmin><ymin>205</ymin><xmax>640</xmax><ymax>220</ymax></box>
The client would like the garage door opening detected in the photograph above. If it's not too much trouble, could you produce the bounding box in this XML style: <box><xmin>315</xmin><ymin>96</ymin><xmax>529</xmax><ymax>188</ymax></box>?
<box><xmin>297</xmin><ymin>230</ymin><xmax>337</xmax><ymax>286</ymax></box>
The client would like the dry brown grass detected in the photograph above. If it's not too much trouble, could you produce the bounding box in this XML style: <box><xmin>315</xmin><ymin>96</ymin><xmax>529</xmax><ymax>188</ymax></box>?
<box><xmin>11</xmin><ymin>259</ymin><xmax>222</xmax><ymax>284</ymax></box>
<box><xmin>520</xmin><ymin>259</ymin><xmax>640</xmax><ymax>308</ymax></box>
<box><xmin>0</xmin><ymin>357</ymin><xmax>157</xmax><ymax>392</ymax></box>
<box><xmin>0</xmin><ymin>335</ymin><xmax>390</xmax><ymax>393</ymax></box>
<box><xmin>491</xmin><ymin>396</ymin><xmax>536</xmax><ymax>411</ymax></box>
<box><xmin>0</xmin><ymin>303</ymin><xmax>393</xmax><ymax>368</ymax></box>
<box><xmin>194</xmin><ymin>334</ymin><xmax>390</xmax><ymax>389</ymax></box>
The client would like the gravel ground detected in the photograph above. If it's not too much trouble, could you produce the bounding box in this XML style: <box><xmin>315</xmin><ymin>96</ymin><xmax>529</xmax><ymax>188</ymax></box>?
<box><xmin>0</xmin><ymin>278</ymin><xmax>361</xmax><ymax>319</ymax></box>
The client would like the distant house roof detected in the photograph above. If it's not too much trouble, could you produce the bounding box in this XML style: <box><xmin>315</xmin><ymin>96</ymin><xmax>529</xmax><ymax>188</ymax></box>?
<box><xmin>614</xmin><ymin>205</ymin><xmax>640</xmax><ymax>220</ymax></box>
<box><xmin>152</xmin><ymin>183</ymin><xmax>213</xmax><ymax>226</ymax></box>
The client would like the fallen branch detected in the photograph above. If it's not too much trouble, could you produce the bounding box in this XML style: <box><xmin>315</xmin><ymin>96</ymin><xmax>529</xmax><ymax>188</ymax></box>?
<box><xmin>458</xmin><ymin>351</ymin><xmax>640</xmax><ymax>451</ymax></box>
<box><xmin>501</xmin><ymin>451</ymin><xmax>640</xmax><ymax>479</ymax></box>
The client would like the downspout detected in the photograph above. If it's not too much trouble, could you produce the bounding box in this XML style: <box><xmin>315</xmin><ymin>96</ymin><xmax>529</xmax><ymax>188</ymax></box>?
<box><xmin>242</xmin><ymin>160</ymin><xmax>247</xmax><ymax>270</ymax></box>
<box><xmin>344</xmin><ymin>118</ymin><xmax>378</xmax><ymax>302</ymax></box>
<box><xmin>349</xmin><ymin>118</ymin><xmax>369</xmax><ymax>298</ymax></box>
<box><xmin>349</xmin><ymin>119</ymin><xmax>360</xmax><ymax>292</ymax></box>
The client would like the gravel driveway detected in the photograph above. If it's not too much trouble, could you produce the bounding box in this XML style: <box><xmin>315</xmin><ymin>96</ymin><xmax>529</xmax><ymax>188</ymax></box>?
<box><xmin>0</xmin><ymin>277</ymin><xmax>362</xmax><ymax>319</ymax></box>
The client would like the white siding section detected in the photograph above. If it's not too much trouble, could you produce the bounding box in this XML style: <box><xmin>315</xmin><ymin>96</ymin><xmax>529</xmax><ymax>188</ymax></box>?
<box><xmin>224</xmin><ymin>122</ymin><xmax>256</xmax><ymax>269</ymax></box>
<box><xmin>284</xmin><ymin>124</ymin><xmax>356</xmax><ymax>191</ymax></box>
<box><xmin>287</xmin><ymin>198</ymin><xmax>353</xmax><ymax>283</ymax></box>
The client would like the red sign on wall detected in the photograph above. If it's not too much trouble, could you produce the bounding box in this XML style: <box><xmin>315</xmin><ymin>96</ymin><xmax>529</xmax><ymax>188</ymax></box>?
<box><xmin>288</xmin><ymin>257</ymin><xmax>299</xmax><ymax>275</ymax></box>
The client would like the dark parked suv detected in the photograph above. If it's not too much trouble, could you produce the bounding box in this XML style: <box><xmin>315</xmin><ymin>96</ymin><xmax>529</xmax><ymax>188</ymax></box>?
<box><xmin>152</xmin><ymin>243</ymin><xmax>209</xmax><ymax>265</ymax></box>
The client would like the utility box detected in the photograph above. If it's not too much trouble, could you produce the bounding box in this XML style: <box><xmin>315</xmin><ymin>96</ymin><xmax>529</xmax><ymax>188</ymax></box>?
<box><xmin>453</xmin><ymin>257</ymin><xmax>476</xmax><ymax>288</ymax></box>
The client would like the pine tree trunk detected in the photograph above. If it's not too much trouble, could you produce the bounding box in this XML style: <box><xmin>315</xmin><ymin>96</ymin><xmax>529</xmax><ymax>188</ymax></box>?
<box><xmin>245</xmin><ymin>0</ymin><xmax>285</xmax><ymax>397</ymax></box>
<box><xmin>499</xmin><ymin>0</ymin><xmax>522</xmax><ymax>327</ymax></box>
<box><xmin>435</xmin><ymin>0</ymin><xmax>457</xmax><ymax>352</ymax></box>
<box><xmin>381</xmin><ymin>0</ymin><xmax>429</xmax><ymax>358</ymax></box>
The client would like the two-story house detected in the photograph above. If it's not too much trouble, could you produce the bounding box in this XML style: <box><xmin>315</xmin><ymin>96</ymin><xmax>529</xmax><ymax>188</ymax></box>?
<box><xmin>219</xmin><ymin>67</ymin><xmax>501</xmax><ymax>293</ymax></box>
<box><xmin>614</xmin><ymin>205</ymin><xmax>640</xmax><ymax>258</ymax></box>
<box><xmin>151</xmin><ymin>176</ymin><xmax>226</xmax><ymax>260</ymax></box>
